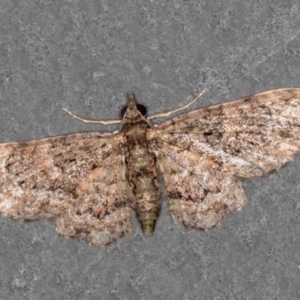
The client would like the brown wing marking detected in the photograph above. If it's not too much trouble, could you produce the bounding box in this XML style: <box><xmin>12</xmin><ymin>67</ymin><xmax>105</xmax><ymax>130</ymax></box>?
<box><xmin>56</xmin><ymin>146</ymin><xmax>135</xmax><ymax>246</ymax></box>
<box><xmin>0</xmin><ymin>132</ymin><xmax>135</xmax><ymax>246</ymax></box>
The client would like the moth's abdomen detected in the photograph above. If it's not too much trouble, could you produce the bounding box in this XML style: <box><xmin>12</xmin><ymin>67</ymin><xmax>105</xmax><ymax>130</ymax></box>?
<box><xmin>125</xmin><ymin>124</ymin><xmax>160</xmax><ymax>236</ymax></box>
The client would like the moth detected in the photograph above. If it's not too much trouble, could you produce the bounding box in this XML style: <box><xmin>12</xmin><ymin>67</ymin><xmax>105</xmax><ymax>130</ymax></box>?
<box><xmin>0</xmin><ymin>88</ymin><xmax>299</xmax><ymax>247</ymax></box>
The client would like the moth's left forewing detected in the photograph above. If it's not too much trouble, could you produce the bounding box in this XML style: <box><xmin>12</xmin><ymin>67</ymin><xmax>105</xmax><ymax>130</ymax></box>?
<box><xmin>150</xmin><ymin>88</ymin><xmax>300</xmax><ymax>179</ymax></box>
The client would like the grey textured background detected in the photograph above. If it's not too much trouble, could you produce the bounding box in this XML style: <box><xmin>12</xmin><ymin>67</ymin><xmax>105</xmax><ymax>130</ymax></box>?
<box><xmin>0</xmin><ymin>1</ymin><xmax>300</xmax><ymax>299</ymax></box>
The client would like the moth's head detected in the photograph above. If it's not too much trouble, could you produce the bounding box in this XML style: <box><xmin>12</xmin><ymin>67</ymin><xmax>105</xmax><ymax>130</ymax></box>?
<box><xmin>121</xmin><ymin>92</ymin><xmax>147</xmax><ymax>121</ymax></box>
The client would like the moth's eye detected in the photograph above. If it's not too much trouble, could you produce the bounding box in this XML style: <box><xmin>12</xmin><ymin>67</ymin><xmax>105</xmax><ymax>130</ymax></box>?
<box><xmin>121</xmin><ymin>106</ymin><xmax>127</xmax><ymax>118</ymax></box>
<box><xmin>120</xmin><ymin>104</ymin><xmax>147</xmax><ymax>117</ymax></box>
<box><xmin>137</xmin><ymin>104</ymin><xmax>147</xmax><ymax>116</ymax></box>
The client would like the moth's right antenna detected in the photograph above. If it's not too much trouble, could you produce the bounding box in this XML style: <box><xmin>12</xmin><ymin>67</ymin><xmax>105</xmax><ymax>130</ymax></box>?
<box><xmin>62</xmin><ymin>107</ymin><xmax>122</xmax><ymax>125</ymax></box>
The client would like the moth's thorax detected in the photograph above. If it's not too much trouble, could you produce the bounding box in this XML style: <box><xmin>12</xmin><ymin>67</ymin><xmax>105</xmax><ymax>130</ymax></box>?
<box><xmin>122</xmin><ymin>121</ymin><xmax>149</xmax><ymax>144</ymax></box>
<box><xmin>121</xmin><ymin>92</ymin><xmax>151</xmax><ymax>146</ymax></box>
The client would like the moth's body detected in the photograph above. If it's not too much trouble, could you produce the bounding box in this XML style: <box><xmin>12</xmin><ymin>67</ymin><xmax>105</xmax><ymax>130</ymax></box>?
<box><xmin>121</xmin><ymin>93</ymin><xmax>160</xmax><ymax>236</ymax></box>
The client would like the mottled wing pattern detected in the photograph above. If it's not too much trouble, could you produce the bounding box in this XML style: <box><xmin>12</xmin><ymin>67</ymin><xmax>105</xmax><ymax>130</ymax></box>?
<box><xmin>149</xmin><ymin>88</ymin><xmax>300</xmax><ymax>229</ymax></box>
<box><xmin>152</xmin><ymin>141</ymin><xmax>247</xmax><ymax>229</ymax></box>
<box><xmin>0</xmin><ymin>132</ymin><xmax>134</xmax><ymax>246</ymax></box>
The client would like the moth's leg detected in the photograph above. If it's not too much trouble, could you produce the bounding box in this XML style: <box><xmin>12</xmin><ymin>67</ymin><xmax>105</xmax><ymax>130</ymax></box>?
<box><xmin>62</xmin><ymin>108</ymin><xmax>122</xmax><ymax>125</ymax></box>
<box><xmin>148</xmin><ymin>89</ymin><xmax>208</xmax><ymax>120</ymax></box>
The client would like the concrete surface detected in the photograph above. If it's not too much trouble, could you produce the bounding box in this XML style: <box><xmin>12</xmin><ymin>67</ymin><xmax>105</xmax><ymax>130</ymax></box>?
<box><xmin>0</xmin><ymin>1</ymin><xmax>299</xmax><ymax>299</ymax></box>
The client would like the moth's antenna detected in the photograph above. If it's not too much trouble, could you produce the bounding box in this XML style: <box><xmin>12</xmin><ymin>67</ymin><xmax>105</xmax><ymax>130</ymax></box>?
<box><xmin>148</xmin><ymin>89</ymin><xmax>208</xmax><ymax>120</ymax></box>
<box><xmin>62</xmin><ymin>107</ymin><xmax>122</xmax><ymax>125</ymax></box>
